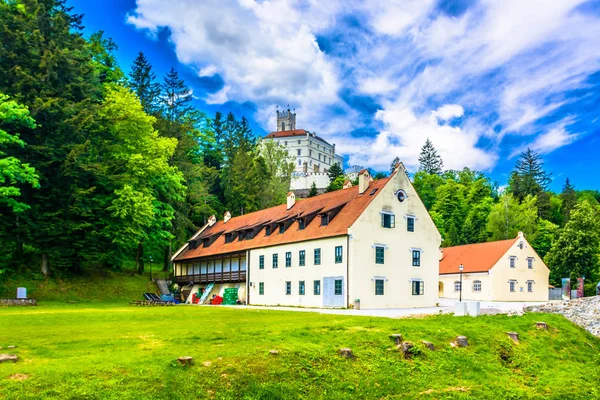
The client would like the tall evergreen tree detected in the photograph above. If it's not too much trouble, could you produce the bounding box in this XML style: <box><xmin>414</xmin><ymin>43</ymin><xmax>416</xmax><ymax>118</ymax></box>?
<box><xmin>308</xmin><ymin>182</ymin><xmax>318</xmax><ymax>197</ymax></box>
<box><xmin>162</xmin><ymin>67</ymin><xmax>193</xmax><ymax>124</ymax></box>
<box><xmin>418</xmin><ymin>138</ymin><xmax>443</xmax><ymax>175</ymax></box>
<box><xmin>559</xmin><ymin>178</ymin><xmax>577</xmax><ymax>225</ymax></box>
<box><xmin>128</xmin><ymin>52</ymin><xmax>161</xmax><ymax>114</ymax></box>
<box><xmin>327</xmin><ymin>163</ymin><xmax>343</xmax><ymax>182</ymax></box>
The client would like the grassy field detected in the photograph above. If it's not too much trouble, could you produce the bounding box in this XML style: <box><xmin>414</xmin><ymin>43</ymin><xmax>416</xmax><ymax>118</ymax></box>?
<box><xmin>1</xmin><ymin>304</ymin><xmax>599</xmax><ymax>399</ymax></box>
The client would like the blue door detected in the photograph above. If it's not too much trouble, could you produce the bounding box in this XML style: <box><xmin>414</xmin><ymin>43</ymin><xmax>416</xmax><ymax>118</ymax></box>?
<box><xmin>323</xmin><ymin>276</ymin><xmax>344</xmax><ymax>307</ymax></box>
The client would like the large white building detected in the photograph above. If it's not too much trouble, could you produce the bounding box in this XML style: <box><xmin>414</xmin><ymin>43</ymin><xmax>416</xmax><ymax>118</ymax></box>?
<box><xmin>265</xmin><ymin>108</ymin><xmax>344</xmax><ymax>194</ymax></box>
<box><xmin>172</xmin><ymin>163</ymin><xmax>441</xmax><ymax>309</ymax></box>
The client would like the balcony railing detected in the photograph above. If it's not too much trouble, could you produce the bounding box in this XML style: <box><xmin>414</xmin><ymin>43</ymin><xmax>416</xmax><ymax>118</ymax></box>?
<box><xmin>175</xmin><ymin>270</ymin><xmax>246</xmax><ymax>285</ymax></box>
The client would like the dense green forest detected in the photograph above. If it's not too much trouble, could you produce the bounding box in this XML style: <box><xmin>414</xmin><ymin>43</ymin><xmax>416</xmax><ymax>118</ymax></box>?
<box><xmin>0</xmin><ymin>0</ymin><xmax>598</xmax><ymax>290</ymax></box>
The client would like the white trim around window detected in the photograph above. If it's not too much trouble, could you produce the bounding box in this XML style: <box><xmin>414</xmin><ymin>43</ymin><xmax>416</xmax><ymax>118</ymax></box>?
<box><xmin>403</xmin><ymin>214</ymin><xmax>418</xmax><ymax>220</ymax></box>
<box><xmin>371</xmin><ymin>276</ymin><xmax>388</xmax><ymax>282</ymax></box>
<box><xmin>409</xmin><ymin>247</ymin><xmax>424</xmax><ymax>253</ymax></box>
<box><xmin>371</xmin><ymin>243</ymin><xmax>389</xmax><ymax>250</ymax></box>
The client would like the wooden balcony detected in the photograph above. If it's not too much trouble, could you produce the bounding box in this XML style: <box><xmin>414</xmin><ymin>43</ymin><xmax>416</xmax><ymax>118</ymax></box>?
<box><xmin>174</xmin><ymin>270</ymin><xmax>246</xmax><ymax>285</ymax></box>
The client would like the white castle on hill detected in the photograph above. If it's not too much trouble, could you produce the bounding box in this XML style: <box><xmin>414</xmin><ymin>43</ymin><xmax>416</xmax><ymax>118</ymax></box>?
<box><xmin>264</xmin><ymin>108</ymin><xmax>344</xmax><ymax>196</ymax></box>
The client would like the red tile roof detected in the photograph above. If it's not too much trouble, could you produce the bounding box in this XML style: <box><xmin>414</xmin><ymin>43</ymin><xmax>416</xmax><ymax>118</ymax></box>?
<box><xmin>439</xmin><ymin>239</ymin><xmax>517</xmax><ymax>274</ymax></box>
<box><xmin>174</xmin><ymin>177</ymin><xmax>392</xmax><ymax>262</ymax></box>
<box><xmin>265</xmin><ymin>129</ymin><xmax>333</xmax><ymax>146</ymax></box>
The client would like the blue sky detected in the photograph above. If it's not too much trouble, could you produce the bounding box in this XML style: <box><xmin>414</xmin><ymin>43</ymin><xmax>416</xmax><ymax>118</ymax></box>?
<box><xmin>68</xmin><ymin>0</ymin><xmax>600</xmax><ymax>191</ymax></box>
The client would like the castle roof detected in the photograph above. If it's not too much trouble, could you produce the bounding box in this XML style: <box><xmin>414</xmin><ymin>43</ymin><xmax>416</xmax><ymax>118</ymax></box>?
<box><xmin>265</xmin><ymin>129</ymin><xmax>333</xmax><ymax>147</ymax></box>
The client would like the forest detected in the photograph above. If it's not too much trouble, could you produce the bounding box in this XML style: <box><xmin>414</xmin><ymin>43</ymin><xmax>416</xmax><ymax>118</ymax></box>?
<box><xmin>1</xmin><ymin>1</ymin><xmax>598</xmax><ymax>290</ymax></box>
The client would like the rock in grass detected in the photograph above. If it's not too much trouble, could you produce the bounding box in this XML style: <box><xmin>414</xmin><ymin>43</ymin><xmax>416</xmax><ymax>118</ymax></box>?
<box><xmin>339</xmin><ymin>348</ymin><xmax>354</xmax><ymax>359</ymax></box>
<box><xmin>398</xmin><ymin>341</ymin><xmax>415</xmax><ymax>359</ymax></box>
<box><xmin>0</xmin><ymin>354</ymin><xmax>18</xmax><ymax>363</ymax></box>
<box><xmin>422</xmin><ymin>341</ymin><xmax>435</xmax><ymax>350</ymax></box>
<box><xmin>269</xmin><ymin>350</ymin><xmax>279</xmax><ymax>356</ymax></box>
<box><xmin>452</xmin><ymin>336</ymin><xmax>469</xmax><ymax>348</ymax></box>
<box><xmin>536</xmin><ymin>322</ymin><xmax>548</xmax><ymax>330</ymax></box>
<box><xmin>177</xmin><ymin>356</ymin><xmax>193</xmax><ymax>366</ymax></box>
<box><xmin>202</xmin><ymin>361</ymin><xmax>212</xmax><ymax>367</ymax></box>
<box><xmin>389</xmin><ymin>334</ymin><xmax>403</xmax><ymax>345</ymax></box>
<box><xmin>507</xmin><ymin>332</ymin><xmax>519</xmax><ymax>343</ymax></box>
<box><xmin>7</xmin><ymin>346</ymin><xmax>16</xmax><ymax>349</ymax></box>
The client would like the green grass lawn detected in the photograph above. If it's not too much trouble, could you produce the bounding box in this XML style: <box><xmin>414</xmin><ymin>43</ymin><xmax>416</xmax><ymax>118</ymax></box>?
<box><xmin>1</xmin><ymin>304</ymin><xmax>599</xmax><ymax>399</ymax></box>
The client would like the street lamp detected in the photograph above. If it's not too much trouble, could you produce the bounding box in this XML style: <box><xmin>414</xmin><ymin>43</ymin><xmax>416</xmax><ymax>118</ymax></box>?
<box><xmin>459</xmin><ymin>264</ymin><xmax>464</xmax><ymax>303</ymax></box>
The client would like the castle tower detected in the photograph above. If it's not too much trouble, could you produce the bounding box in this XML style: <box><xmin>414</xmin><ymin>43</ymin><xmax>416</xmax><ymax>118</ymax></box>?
<box><xmin>276</xmin><ymin>107</ymin><xmax>296</xmax><ymax>131</ymax></box>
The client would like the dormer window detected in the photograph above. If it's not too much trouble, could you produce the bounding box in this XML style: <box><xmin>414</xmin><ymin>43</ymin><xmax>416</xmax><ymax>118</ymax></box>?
<box><xmin>265</xmin><ymin>226</ymin><xmax>271</xmax><ymax>236</ymax></box>
<box><xmin>279</xmin><ymin>223</ymin><xmax>285</xmax><ymax>234</ymax></box>
<box><xmin>238</xmin><ymin>231</ymin><xmax>245</xmax><ymax>241</ymax></box>
<box><xmin>298</xmin><ymin>218</ymin><xmax>305</xmax><ymax>230</ymax></box>
<box><xmin>225</xmin><ymin>233</ymin><xmax>234</xmax><ymax>243</ymax></box>
<box><xmin>321</xmin><ymin>214</ymin><xmax>329</xmax><ymax>226</ymax></box>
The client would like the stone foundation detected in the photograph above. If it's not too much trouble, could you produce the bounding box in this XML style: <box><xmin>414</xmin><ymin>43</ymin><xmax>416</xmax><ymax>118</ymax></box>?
<box><xmin>0</xmin><ymin>298</ymin><xmax>37</xmax><ymax>306</ymax></box>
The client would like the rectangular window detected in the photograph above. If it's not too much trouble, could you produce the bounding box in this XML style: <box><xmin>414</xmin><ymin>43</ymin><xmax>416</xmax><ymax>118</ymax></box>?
<box><xmin>375</xmin><ymin>246</ymin><xmax>385</xmax><ymax>264</ymax></box>
<box><xmin>510</xmin><ymin>257</ymin><xmax>516</xmax><ymax>268</ymax></box>
<box><xmin>375</xmin><ymin>279</ymin><xmax>384</xmax><ymax>295</ymax></box>
<box><xmin>314</xmin><ymin>248</ymin><xmax>321</xmax><ymax>265</ymax></box>
<box><xmin>335</xmin><ymin>246</ymin><xmax>343</xmax><ymax>263</ymax></box>
<box><xmin>259</xmin><ymin>282</ymin><xmax>264</xmax><ymax>295</ymax></box>
<box><xmin>299</xmin><ymin>250</ymin><xmax>305</xmax><ymax>266</ymax></box>
<box><xmin>299</xmin><ymin>281</ymin><xmax>305</xmax><ymax>295</ymax></box>
<box><xmin>285</xmin><ymin>281</ymin><xmax>291</xmax><ymax>295</ymax></box>
<box><xmin>265</xmin><ymin>226</ymin><xmax>271</xmax><ymax>236</ymax></box>
<box><xmin>473</xmin><ymin>280</ymin><xmax>482</xmax><ymax>292</ymax></box>
<box><xmin>298</xmin><ymin>219</ymin><xmax>305</xmax><ymax>230</ymax></box>
<box><xmin>297</xmin><ymin>149</ymin><xmax>301</xmax><ymax>156</ymax></box>
<box><xmin>527</xmin><ymin>258</ymin><xmax>533</xmax><ymax>269</ymax></box>
<box><xmin>381</xmin><ymin>213</ymin><xmax>395</xmax><ymax>228</ymax></box>
<box><xmin>321</xmin><ymin>214</ymin><xmax>329</xmax><ymax>226</ymax></box>
<box><xmin>298</xmin><ymin>140</ymin><xmax>301</xmax><ymax>144</ymax></box>
<box><xmin>298</xmin><ymin>159</ymin><xmax>302</xmax><ymax>166</ymax></box>
<box><xmin>509</xmin><ymin>281</ymin><xmax>516</xmax><ymax>292</ymax></box>
<box><xmin>259</xmin><ymin>255</ymin><xmax>264</xmax><ymax>270</ymax></box>
<box><xmin>272</xmin><ymin>254</ymin><xmax>278</xmax><ymax>268</ymax></box>
<box><xmin>527</xmin><ymin>281</ymin><xmax>533</xmax><ymax>292</ymax></box>
<box><xmin>334</xmin><ymin>279</ymin><xmax>343</xmax><ymax>295</ymax></box>
<box><xmin>313</xmin><ymin>280</ymin><xmax>320</xmax><ymax>295</ymax></box>
<box><xmin>412</xmin><ymin>281</ymin><xmax>424</xmax><ymax>295</ymax></box>
<box><xmin>412</xmin><ymin>250</ymin><xmax>421</xmax><ymax>266</ymax></box>
<box><xmin>407</xmin><ymin>217</ymin><xmax>415</xmax><ymax>232</ymax></box>
<box><xmin>279</xmin><ymin>224</ymin><xmax>285</xmax><ymax>234</ymax></box>
<box><xmin>285</xmin><ymin>252</ymin><xmax>292</xmax><ymax>267</ymax></box>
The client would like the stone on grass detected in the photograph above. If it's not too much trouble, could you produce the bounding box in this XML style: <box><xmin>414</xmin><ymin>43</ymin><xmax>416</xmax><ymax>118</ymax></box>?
<box><xmin>389</xmin><ymin>334</ymin><xmax>403</xmax><ymax>345</ymax></box>
<box><xmin>339</xmin><ymin>348</ymin><xmax>354</xmax><ymax>359</ymax></box>
<box><xmin>202</xmin><ymin>361</ymin><xmax>212</xmax><ymax>367</ymax></box>
<box><xmin>507</xmin><ymin>332</ymin><xmax>519</xmax><ymax>343</ymax></box>
<box><xmin>422</xmin><ymin>341</ymin><xmax>435</xmax><ymax>350</ymax></box>
<box><xmin>398</xmin><ymin>341</ymin><xmax>415</xmax><ymax>359</ymax></box>
<box><xmin>452</xmin><ymin>336</ymin><xmax>469</xmax><ymax>348</ymax></box>
<box><xmin>269</xmin><ymin>350</ymin><xmax>279</xmax><ymax>356</ymax></box>
<box><xmin>536</xmin><ymin>322</ymin><xmax>548</xmax><ymax>330</ymax></box>
<box><xmin>7</xmin><ymin>346</ymin><xmax>16</xmax><ymax>349</ymax></box>
<box><xmin>0</xmin><ymin>354</ymin><xmax>18</xmax><ymax>363</ymax></box>
<box><xmin>177</xmin><ymin>356</ymin><xmax>193</xmax><ymax>366</ymax></box>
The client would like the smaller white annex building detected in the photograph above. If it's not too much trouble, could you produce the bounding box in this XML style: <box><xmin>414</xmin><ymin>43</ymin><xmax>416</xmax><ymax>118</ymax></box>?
<box><xmin>438</xmin><ymin>233</ymin><xmax>550</xmax><ymax>302</ymax></box>
<box><xmin>172</xmin><ymin>163</ymin><xmax>441</xmax><ymax>309</ymax></box>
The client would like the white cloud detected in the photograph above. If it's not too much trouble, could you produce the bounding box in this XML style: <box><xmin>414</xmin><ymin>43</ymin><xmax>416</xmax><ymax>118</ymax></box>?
<box><xmin>511</xmin><ymin>119</ymin><xmax>580</xmax><ymax>157</ymax></box>
<box><xmin>205</xmin><ymin>85</ymin><xmax>231</xmax><ymax>105</ymax></box>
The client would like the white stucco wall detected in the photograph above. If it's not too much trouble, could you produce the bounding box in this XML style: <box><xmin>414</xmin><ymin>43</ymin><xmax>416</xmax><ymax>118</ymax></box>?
<box><xmin>438</xmin><ymin>272</ymin><xmax>491</xmax><ymax>300</ymax></box>
<box><xmin>290</xmin><ymin>173</ymin><xmax>330</xmax><ymax>190</ymax></box>
<box><xmin>247</xmin><ymin>236</ymin><xmax>349</xmax><ymax>307</ymax></box>
<box><xmin>347</xmin><ymin>166</ymin><xmax>442</xmax><ymax>309</ymax></box>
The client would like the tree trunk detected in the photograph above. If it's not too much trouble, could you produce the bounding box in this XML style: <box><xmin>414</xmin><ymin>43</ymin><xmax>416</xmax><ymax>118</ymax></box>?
<box><xmin>162</xmin><ymin>243</ymin><xmax>171</xmax><ymax>272</ymax></box>
<box><xmin>136</xmin><ymin>243</ymin><xmax>144</xmax><ymax>275</ymax></box>
<box><xmin>41</xmin><ymin>253</ymin><xmax>49</xmax><ymax>277</ymax></box>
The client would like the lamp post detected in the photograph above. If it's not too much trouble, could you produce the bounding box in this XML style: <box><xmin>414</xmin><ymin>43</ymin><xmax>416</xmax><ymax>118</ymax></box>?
<box><xmin>459</xmin><ymin>264</ymin><xmax>464</xmax><ymax>302</ymax></box>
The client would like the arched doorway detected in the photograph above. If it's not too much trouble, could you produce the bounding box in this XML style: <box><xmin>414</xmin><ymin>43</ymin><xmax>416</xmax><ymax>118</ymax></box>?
<box><xmin>438</xmin><ymin>281</ymin><xmax>444</xmax><ymax>297</ymax></box>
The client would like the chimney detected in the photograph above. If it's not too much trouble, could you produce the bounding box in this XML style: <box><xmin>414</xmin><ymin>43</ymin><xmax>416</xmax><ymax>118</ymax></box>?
<box><xmin>224</xmin><ymin>211</ymin><xmax>231</xmax><ymax>223</ymax></box>
<box><xmin>439</xmin><ymin>248</ymin><xmax>444</xmax><ymax>261</ymax></box>
<box><xmin>517</xmin><ymin>231</ymin><xmax>524</xmax><ymax>238</ymax></box>
<box><xmin>343</xmin><ymin>180</ymin><xmax>353</xmax><ymax>189</ymax></box>
<box><xmin>287</xmin><ymin>191</ymin><xmax>296</xmax><ymax>210</ymax></box>
<box><xmin>208</xmin><ymin>215</ymin><xmax>216</xmax><ymax>226</ymax></box>
<box><xmin>358</xmin><ymin>169</ymin><xmax>370</xmax><ymax>195</ymax></box>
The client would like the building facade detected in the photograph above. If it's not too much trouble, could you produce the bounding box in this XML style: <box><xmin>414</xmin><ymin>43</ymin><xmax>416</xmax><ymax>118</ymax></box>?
<box><xmin>438</xmin><ymin>233</ymin><xmax>550</xmax><ymax>302</ymax></box>
<box><xmin>265</xmin><ymin>108</ymin><xmax>344</xmax><ymax>194</ymax></box>
<box><xmin>172</xmin><ymin>163</ymin><xmax>441</xmax><ymax>309</ymax></box>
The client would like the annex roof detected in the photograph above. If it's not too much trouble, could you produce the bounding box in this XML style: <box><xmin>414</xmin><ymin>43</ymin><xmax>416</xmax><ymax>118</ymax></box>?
<box><xmin>265</xmin><ymin>129</ymin><xmax>333</xmax><ymax>147</ymax></box>
<box><xmin>174</xmin><ymin>177</ymin><xmax>392</xmax><ymax>262</ymax></box>
<box><xmin>439</xmin><ymin>239</ymin><xmax>517</xmax><ymax>274</ymax></box>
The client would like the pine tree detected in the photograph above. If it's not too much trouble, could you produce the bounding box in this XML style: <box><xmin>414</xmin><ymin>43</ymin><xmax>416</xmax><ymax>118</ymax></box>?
<box><xmin>418</xmin><ymin>138</ymin><xmax>443</xmax><ymax>175</ymax></box>
<box><xmin>308</xmin><ymin>182</ymin><xmax>318</xmax><ymax>197</ymax></box>
<box><xmin>559</xmin><ymin>178</ymin><xmax>577</xmax><ymax>225</ymax></box>
<box><xmin>509</xmin><ymin>148</ymin><xmax>552</xmax><ymax>199</ymax></box>
<box><xmin>327</xmin><ymin>163</ymin><xmax>343</xmax><ymax>182</ymax></box>
<box><xmin>390</xmin><ymin>156</ymin><xmax>400</xmax><ymax>173</ymax></box>
<box><xmin>128</xmin><ymin>52</ymin><xmax>161</xmax><ymax>114</ymax></box>
<box><xmin>162</xmin><ymin>67</ymin><xmax>193</xmax><ymax>123</ymax></box>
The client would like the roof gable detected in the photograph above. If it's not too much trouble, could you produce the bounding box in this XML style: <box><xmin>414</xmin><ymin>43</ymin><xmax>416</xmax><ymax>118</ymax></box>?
<box><xmin>439</xmin><ymin>239</ymin><xmax>517</xmax><ymax>274</ymax></box>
